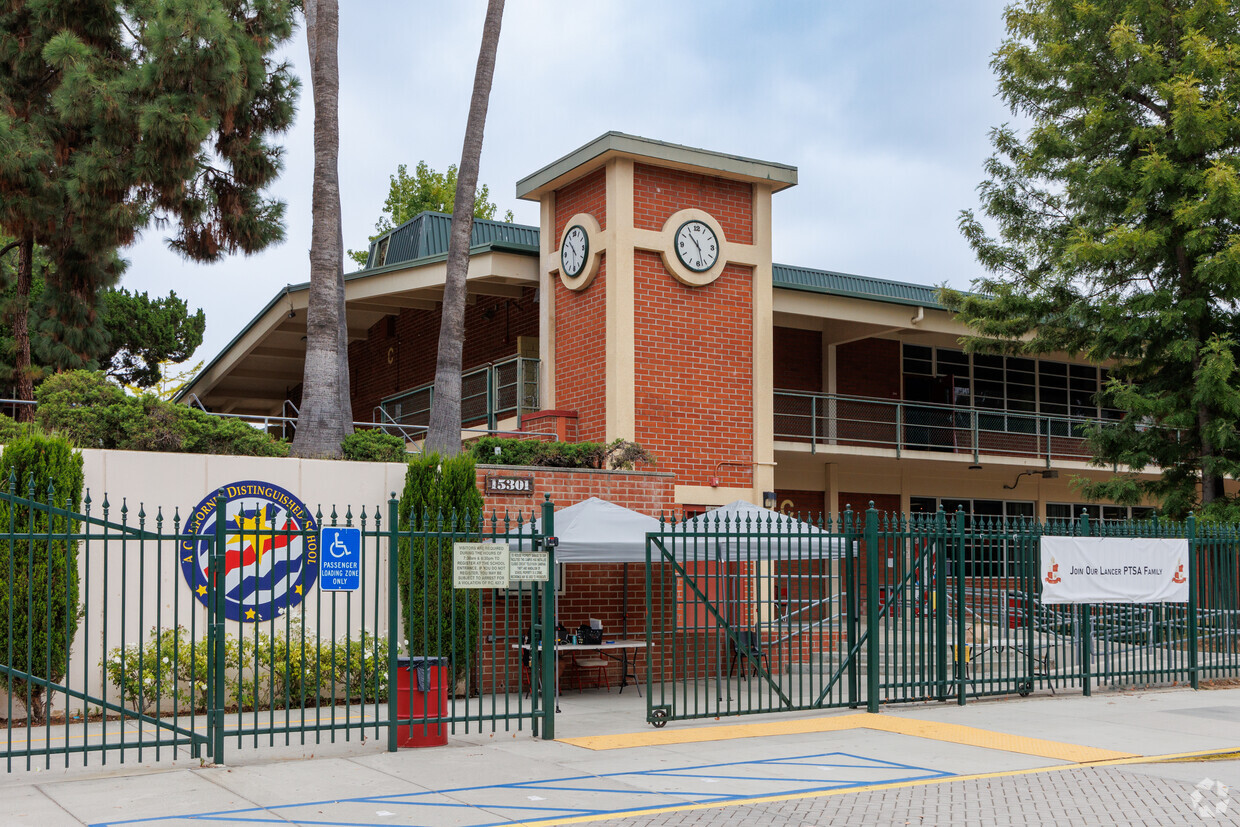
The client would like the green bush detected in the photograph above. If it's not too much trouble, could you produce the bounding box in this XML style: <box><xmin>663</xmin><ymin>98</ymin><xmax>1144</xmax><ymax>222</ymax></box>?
<box><xmin>470</xmin><ymin>436</ymin><xmax>655</xmax><ymax>469</ymax></box>
<box><xmin>105</xmin><ymin>622</ymin><xmax>389</xmax><ymax>714</ymax></box>
<box><xmin>0</xmin><ymin>413</ymin><xmax>30</xmax><ymax>445</ymax></box>
<box><xmin>34</xmin><ymin>370</ymin><xmax>287</xmax><ymax>457</ymax></box>
<box><xmin>0</xmin><ymin>432</ymin><xmax>85</xmax><ymax>724</ymax></box>
<box><xmin>105</xmin><ymin>626</ymin><xmax>207</xmax><ymax>715</ymax></box>
<box><xmin>398</xmin><ymin>453</ymin><xmax>483</xmax><ymax>682</ymax></box>
<box><xmin>341</xmin><ymin>430</ymin><xmax>407</xmax><ymax>463</ymax></box>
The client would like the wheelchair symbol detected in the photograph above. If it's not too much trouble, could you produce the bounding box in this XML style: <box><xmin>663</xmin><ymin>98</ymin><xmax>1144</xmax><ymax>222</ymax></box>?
<box><xmin>330</xmin><ymin>533</ymin><xmax>349</xmax><ymax>558</ymax></box>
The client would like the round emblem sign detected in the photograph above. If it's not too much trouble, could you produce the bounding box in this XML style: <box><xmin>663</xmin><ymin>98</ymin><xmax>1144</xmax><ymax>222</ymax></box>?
<box><xmin>180</xmin><ymin>481</ymin><xmax>320</xmax><ymax>622</ymax></box>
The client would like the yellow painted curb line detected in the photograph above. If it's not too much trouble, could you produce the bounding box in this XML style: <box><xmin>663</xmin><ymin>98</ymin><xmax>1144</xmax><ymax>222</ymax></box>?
<box><xmin>561</xmin><ymin>713</ymin><xmax>1135</xmax><ymax>763</ymax></box>
<box><xmin>504</xmin><ymin>746</ymin><xmax>1238</xmax><ymax>827</ymax></box>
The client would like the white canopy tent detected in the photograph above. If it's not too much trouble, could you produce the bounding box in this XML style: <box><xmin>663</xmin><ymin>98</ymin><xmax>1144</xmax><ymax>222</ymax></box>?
<box><xmin>510</xmin><ymin>497</ymin><xmax>662</xmax><ymax>563</ymax></box>
<box><xmin>661</xmin><ymin>500</ymin><xmax>852</xmax><ymax>559</ymax></box>
<box><xmin>511</xmin><ymin>498</ymin><xmax>852</xmax><ymax>561</ymax></box>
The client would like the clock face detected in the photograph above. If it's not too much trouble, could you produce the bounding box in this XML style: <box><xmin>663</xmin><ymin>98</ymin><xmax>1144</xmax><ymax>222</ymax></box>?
<box><xmin>675</xmin><ymin>220</ymin><xmax>719</xmax><ymax>272</ymax></box>
<box><xmin>561</xmin><ymin>225</ymin><xmax>588</xmax><ymax>278</ymax></box>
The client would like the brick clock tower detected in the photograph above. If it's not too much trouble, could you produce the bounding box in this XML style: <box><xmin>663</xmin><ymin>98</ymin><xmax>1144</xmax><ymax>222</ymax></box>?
<box><xmin>516</xmin><ymin>133</ymin><xmax>797</xmax><ymax>509</ymax></box>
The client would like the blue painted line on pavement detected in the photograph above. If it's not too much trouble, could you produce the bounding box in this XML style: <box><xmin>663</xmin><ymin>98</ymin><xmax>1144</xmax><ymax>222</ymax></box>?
<box><xmin>88</xmin><ymin>751</ymin><xmax>951</xmax><ymax>827</ymax></box>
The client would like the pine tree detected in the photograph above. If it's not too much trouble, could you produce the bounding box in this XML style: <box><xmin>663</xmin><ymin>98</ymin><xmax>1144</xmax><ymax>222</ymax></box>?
<box><xmin>0</xmin><ymin>1</ymin><xmax>298</xmax><ymax>417</ymax></box>
<box><xmin>950</xmin><ymin>0</ymin><xmax>1240</xmax><ymax>519</ymax></box>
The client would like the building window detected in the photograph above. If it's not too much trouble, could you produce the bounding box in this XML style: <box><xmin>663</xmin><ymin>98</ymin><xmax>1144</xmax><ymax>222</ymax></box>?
<box><xmin>1046</xmin><ymin>503</ymin><xmax>1156</xmax><ymax>524</ymax></box>
<box><xmin>911</xmin><ymin>496</ymin><xmax>1034</xmax><ymax>577</ymax></box>
<box><xmin>901</xmin><ymin>345</ymin><xmax>1112</xmax><ymax>430</ymax></box>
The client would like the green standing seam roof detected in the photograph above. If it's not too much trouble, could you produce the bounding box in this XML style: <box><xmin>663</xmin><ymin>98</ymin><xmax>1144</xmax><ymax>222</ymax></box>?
<box><xmin>772</xmin><ymin>263</ymin><xmax>945</xmax><ymax>309</ymax></box>
<box><xmin>366</xmin><ymin>211</ymin><xmax>541</xmax><ymax>269</ymax></box>
<box><xmin>365</xmin><ymin>216</ymin><xmax>946</xmax><ymax>308</ymax></box>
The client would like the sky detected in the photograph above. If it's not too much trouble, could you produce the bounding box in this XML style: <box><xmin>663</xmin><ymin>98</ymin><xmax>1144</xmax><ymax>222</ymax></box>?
<box><xmin>121</xmin><ymin>1</ymin><xmax>1013</xmax><ymax>367</ymax></box>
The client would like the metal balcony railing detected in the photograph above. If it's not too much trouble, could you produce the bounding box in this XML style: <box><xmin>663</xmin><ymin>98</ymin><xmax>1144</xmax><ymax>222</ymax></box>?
<box><xmin>376</xmin><ymin>356</ymin><xmax>540</xmax><ymax>436</ymax></box>
<box><xmin>774</xmin><ymin>390</ymin><xmax>1108</xmax><ymax>463</ymax></box>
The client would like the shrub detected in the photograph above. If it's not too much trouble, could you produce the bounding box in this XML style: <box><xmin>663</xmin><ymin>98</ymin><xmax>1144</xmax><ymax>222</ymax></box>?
<box><xmin>104</xmin><ymin>622</ymin><xmax>389</xmax><ymax>713</ymax></box>
<box><xmin>0</xmin><ymin>432</ymin><xmax>85</xmax><ymax>724</ymax></box>
<box><xmin>470</xmin><ymin>436</ymin><xmax>655</xmax><ymax>470</ymax></box>
<box><xmin>341</xmin><ymin>430</ymin><xmax>407</xmax><ymax>463</ymax></box>
<box><xmin>34</xmin><ymin>371</ymin><xmax>287</xmax><ymax>457</ymax></box>
<box><xmin>0</xmin><ymin>413</ymin><xmax>30</xmax><ymax>445</ymax></box>
<box><xmin>105</xmin><ymin>626</ymin><xmax>206</xmax><ymax>715</ymax></box>
<box><xmin>398</xmin><ymin>453</ymin><xmax>483</xmax><ymax>682</ymax></box>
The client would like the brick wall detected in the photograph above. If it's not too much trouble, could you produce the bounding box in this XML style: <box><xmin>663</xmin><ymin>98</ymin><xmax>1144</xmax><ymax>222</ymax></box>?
<box><xmin>348</xmin><ymin>287</ymin><xmax>539</xmax><ymax>421</ymax></box>
<box><xmin>774</xmin><ymin>327</ymin><xmax>822</xmax><ymax>392</ymax></box>
<box><xmin>553</xmin><ymin>262</ymin><xmax>607</xmax><ymax>442</ymax></box>
<box><xmin>551</xmin><ymin>170</ymin><xmax>609</xmax><ymax>442</ymax></box>
<box><xmin>554</xmin><ymin>168</ymin><xmax>606</xmax><ymax>242</ymax></box>
<box><xmin>835</xmin><ymin>337</ymin><xmax>900</xmax><ymax>400</ymax></box>
<box><xmin>634</xmin><ymin>252</ymin><xmax>753</xmax><ymax>488</ymax></box>
<box><xmin>476</xmin><ymin>464</ymin><xmax>674</xmax><ymax>516</ymax></box>
<box><xmin>633</xmin><ymin>164</ymin><xmax>752</xmax><ymax>243</ymax></box>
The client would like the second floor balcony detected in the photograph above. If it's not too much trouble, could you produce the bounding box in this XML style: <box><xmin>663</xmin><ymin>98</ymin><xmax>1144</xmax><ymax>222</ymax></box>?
<box><xmin>376</xmin><ymin>356</ymin><xmax>540</xmax><ymax>436</ymax></box>
<box><xmin>774</xmin><ymin>390</ymin><xmax>1105</xmax><ymax>464</ymax></box>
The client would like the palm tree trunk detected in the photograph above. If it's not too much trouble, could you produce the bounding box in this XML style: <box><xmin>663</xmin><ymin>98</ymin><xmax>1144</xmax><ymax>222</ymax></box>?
<box><xmin>14</xmin><ymin>237</ymin><xmax>34</xmax><ymax>421</ymax></box>
<box><xmin>336</xmin><ymin>221</ymin><xmax>353</xmax><ymax>436</ymax></box>
<box><xmin>291</xmin><ymin>0</ymin><xmax>346</xmax><ymax>458</ymax></box>
<box><xmin>426</xmin><ymin>0</ymin><xmax>506</xmax><ymax>456</ymax></box>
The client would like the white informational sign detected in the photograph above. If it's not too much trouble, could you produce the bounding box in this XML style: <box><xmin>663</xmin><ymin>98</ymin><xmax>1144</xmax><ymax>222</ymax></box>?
<box><xmin>1040</xmin><ymin>537</ymin><xmax>1190</xmax><ymax>604</ymax></box>
<box><xmin>509</xmin><ymin>552</ymin><xmax>549</xmax><ymax>582</ymax></box>
<box><xmin>453</xmin><ymin>542</ymin><xmax>510</xmax><ymax>589</ymax></box>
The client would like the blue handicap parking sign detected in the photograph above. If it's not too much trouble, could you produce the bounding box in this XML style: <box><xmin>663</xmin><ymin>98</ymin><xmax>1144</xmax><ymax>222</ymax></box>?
<box><xmin>320</xmin><ymin>527</ymin><xmax>362</xmax><ymax>591</ymax></box>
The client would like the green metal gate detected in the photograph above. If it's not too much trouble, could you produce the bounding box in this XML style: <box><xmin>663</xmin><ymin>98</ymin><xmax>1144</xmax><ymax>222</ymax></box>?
<box><xmin>3</xmin><ymin>484</ymin><xmax>557</xmax><ymax>772</ymax></box>
<box><xmin>646</xmin><ymin>503</ymin><xmax>1240</xmax><ymax>726</ymax></box>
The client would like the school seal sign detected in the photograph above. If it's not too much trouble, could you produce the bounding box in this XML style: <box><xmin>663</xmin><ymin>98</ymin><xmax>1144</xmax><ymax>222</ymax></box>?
<box><xmin>180</xmin><ymin>481</ymin><xmax>320</xmax><ymax>622</ymax></box>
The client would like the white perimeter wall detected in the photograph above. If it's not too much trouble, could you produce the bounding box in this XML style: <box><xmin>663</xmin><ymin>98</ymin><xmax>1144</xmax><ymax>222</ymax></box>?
<box><xmin>5</xmin><ymin>449</ymin><xmax>410</xmax><ymax>717</ymax></box>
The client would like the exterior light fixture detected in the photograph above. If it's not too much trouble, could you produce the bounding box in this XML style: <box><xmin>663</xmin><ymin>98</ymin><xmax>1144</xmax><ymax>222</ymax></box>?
<box><xmin>762</xmin><ymin>491</ymin><xmax>777</xmax><ymax>510</ymax></box>
<box><xmin>1003</xmin><ymin>469</ymin><xmax>1059</xmax><ymax>490</ymax></box>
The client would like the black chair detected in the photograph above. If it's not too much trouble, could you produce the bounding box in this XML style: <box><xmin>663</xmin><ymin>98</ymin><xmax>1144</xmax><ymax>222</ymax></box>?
<box><xmin>520</xmin><ymin>633</ymin><xmax>533</xmax><ymax>698</ymax></box>
<box><xmin>727</xmin><ymin>630</ymin><xmax>770</xmax><ymax>678</ymax></box>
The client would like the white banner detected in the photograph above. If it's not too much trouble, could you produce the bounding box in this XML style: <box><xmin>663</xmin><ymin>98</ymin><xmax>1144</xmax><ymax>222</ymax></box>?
<box><xmin>1040</xmin><ymin>537</ymin><xmax>1189</xmax><ymax>604</ymax></box>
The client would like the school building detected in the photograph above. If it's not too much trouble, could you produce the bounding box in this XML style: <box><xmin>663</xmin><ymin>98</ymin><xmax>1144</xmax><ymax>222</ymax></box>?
<box><xmin>182</xmin><ymin>131</ymin><xmax>1173</xmax><ymax>535</ymax></box>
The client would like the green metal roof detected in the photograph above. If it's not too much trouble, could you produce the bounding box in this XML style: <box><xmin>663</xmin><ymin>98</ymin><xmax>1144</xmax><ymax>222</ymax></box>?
<box><xmin>364</xmin><ymin>214</ymin><xmax>946</xmax><ymax>309</ymax></box>
<box><xmin>364</xmin><ymin>211</ymin><xmax>540</xmax><ymax>269</ymax></box>
<box><xmin>773</xmin><ymin>263</ymin><xmax>945</xmax><ymax>309</ymax></box>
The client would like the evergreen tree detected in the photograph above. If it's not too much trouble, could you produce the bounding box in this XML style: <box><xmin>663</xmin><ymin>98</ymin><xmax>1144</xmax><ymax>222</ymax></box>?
<box><xmin>0</xmin><ymin>1</ymin><xmax>298</xmax><ymax>416</ymax></box>
<box><xmin>99</xmin><ymin>289</ymin><xmax>205</xmax><ymax>388</ymax></box>
<box><xmin>949</xmin><ymin>0</ymin><xmax>1240</xmax><ymax>519</ymax></box>
<box><xmin>0</xmin><ymin>432</ymin><xmax>84</xmax><ymax>725</ymax></box>
<box><xmin>397</xmin><ymin>452</ymin><xmax>483</xmax><ymax>682</ymax></box>
<box><xmin>0</xmin><ymin>241</ymin><xmax>203</xmax><ymax>392</ymax></box>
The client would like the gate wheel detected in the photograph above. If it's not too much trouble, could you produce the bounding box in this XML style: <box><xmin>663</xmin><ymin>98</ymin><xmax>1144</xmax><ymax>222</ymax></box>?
<box><xmin>650</xmin><ymin>708</ymin><xmax>669</xmax><ymax>728</ymax></box>
<box><xmin>1018</xmin><ymin>680</ymin><xmax>1033</xmax><ymax>697</ymax></box>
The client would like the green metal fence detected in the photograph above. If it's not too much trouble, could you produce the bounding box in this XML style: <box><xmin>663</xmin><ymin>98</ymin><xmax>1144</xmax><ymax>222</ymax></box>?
<box><xmin>645</xmin><ymin>504</ymin><xmax>1240</xmax><ymax>727</ymax></box>
<box><xmin>2</xmin><ymin>485</ymin><xmax>557</xmax><ymax>772</ymax></box>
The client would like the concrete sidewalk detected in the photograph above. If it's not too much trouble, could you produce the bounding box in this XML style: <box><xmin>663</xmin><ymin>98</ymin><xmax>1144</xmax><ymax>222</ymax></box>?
<box><xmin>4</xmin><ymin>685</ymin><xmax>1240</xmax><ymax>826</ymax></box>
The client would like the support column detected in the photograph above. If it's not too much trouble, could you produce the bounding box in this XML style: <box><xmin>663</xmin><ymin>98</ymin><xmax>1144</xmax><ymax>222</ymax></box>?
<box><xmin>605</xmin><ymin>158</ymin><xmax>635</xmax><ymax>440</ymax></box>
<box><xmin>752</xmin><ymin>184</ymin><xmax>776</xmax><ymax>501</ymax></box>
<box><xmin>539</xmin><ymin>194</ymin><xmax>557</xmax><ymax>410</ymax></box>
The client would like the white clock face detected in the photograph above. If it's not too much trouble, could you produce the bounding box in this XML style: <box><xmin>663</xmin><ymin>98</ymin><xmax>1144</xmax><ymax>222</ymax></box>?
<box><xmin>675</xmin><ymin>220</ymin><xmax>719</xmax><ymax>272</ymax></box>
<box><xmin>561</xmin><ymin>225</ymin><xmax>588</xmax><ymax>278</ymax></box>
